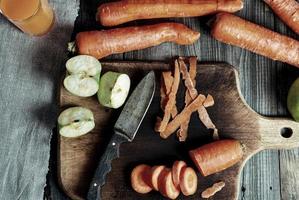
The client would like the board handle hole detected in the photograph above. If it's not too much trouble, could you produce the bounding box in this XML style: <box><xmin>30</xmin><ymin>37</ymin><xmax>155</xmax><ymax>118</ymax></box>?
<box><xmin>280</xmin><ymin>127</ymin><xmax>293</xmax><ymax>138</ymax></box>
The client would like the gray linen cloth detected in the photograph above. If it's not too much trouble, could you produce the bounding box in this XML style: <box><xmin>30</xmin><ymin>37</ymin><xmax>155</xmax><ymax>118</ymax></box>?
<box><xmin>0</xmin><ymin>0</ymin><xmax>78</xmax><ymax>199</ymax></box>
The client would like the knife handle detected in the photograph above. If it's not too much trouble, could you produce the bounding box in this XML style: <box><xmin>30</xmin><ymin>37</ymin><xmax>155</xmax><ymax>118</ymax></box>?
<box><xmin>87</xmin><ymin>132</ymin><xmax>127</xmax><ymax>200</ymax></box>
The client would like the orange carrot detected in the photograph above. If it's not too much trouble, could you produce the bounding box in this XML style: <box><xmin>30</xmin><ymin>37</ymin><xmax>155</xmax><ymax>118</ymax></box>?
<box><xmin>76</xmin><ymin>23</ymin><xmax>200</xmax><ymax>59</ymax></box>
<box><xmin>211</xmin><ymin>13</ymin><xmax>299</xmax><ymax>67</ymax></box>
<box><xmin>97</xmin><ymin>0</ymin><xmax>244</xmax><ymax>26</ymax></box>
<box><xmin>264</xmin><ymin>0</ymin><xmax>299</xmax><ymax>35</ymax></box>
<box><xmin>189</xmin><ymin>139</ymin><xmax>243</xmax><ymax>176</ymax></box>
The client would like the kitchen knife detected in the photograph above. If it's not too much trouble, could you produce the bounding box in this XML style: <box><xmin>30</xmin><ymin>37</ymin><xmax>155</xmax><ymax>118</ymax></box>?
<box><xmin>87</xmin><ymin>71</ymin><xmax>156</xmax><ymax>200</ymax></box>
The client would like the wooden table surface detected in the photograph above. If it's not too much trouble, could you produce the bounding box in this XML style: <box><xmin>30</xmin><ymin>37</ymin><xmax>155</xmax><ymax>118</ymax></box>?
<box><xmin>47</xmin><ymin>0</ymin><xmax>299</xmax><ymax>200</ymax></box>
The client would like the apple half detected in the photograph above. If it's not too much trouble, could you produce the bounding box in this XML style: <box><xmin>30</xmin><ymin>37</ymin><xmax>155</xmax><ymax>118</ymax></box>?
<box><xmin>98</xmin><ymin>72</ymin><xmax>131</xmax><ymax>109</ymax></box>
<box><xmin>58</xmin><ymin>107</ymin><xmax>95</xmax><ymax>138</ymax></box>
<box><xmin>64</xmin><ymin>55</ymin><xmax>101</xmax><ymax>97</ymax></box>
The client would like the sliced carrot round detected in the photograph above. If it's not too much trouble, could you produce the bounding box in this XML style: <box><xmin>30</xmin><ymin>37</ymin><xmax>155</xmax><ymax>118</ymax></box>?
<box><xmin>131</xmin><ymin>164</ymin><xmax>152</xmax><ymax>194</ymax></box>
<box><xmin>172</xmin><ymin>160</ymin><xmax>187</xmax><ymax>189</ymax></box>
<box><xmin>158</xmin><ymin>168</ymin><xmax>180</xmax><ymax>199</ymax></box>
<box><xmin>179</xmin><ymin>167</ymin><xmax>198</xmax><ymax>196</ymax></box>
<box><xmin>150</xmin><ymin>165</ymin><xmax>166</xmax><ymax>191</ymax></box>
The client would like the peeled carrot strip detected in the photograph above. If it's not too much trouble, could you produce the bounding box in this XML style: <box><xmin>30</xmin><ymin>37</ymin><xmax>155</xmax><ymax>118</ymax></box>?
<box><xmin>203</xmin><ymin>94</ymin><xmax>215</xmax><ymax>107</ymax></box>
<box><xmin>177</xmin><ymin>57</ymin><xmax>198</xmax><ymax>141</ymax></box>
<box><xmin>264</xmin><ymin>0</ymin><xmax>299</xmax><ymax>35</ymax></box>
<box><xmin>177</xmin><ymin>57</ymin><xmax>217</xmax><ymax>140</ymax></box>
<box><xmin>156</xmin><ymin>60</ymin><xmax>180</xmax><ymax>132</ymax></box>
<box><xmin>189</xmin><ymin>139</ymin><xmax>243</xmax><ymax>176</ymax></box>
<box><xmin>160</xmin><ymin>94</ymin><xmax>206</xmax><ymax>139</ymax></box>
<box><xmin>201</xmin><ymin>181</ymin><xmax>225</xmax><ymax>199</ymax></box>
<box><xmin>160</xmin><ymin>72</ymin><xmax>178</xmax><ymax>118</ymax></box>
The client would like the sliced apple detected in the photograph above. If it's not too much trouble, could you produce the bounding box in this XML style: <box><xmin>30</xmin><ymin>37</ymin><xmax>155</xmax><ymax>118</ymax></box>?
<box><xmin>98</xmin><ymin>72</ymin><xmax>131</xmax><ymax>109</ymax></box>
<box><xmin>64</xmin><ymin>55</ymin><xmax>101</xmax><ymax>97</ymax></box>
<box><xmin>58</xmin><ymin>107</ymin><xmax>95</xmax><ymax>138</ymax></box>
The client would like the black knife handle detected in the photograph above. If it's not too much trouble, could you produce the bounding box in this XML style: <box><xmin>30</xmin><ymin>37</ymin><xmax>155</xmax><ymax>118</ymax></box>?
<box><xmin>87</xmin><ymin>133</ymin><xmax>127</xmax><ymax>200</ymax></box>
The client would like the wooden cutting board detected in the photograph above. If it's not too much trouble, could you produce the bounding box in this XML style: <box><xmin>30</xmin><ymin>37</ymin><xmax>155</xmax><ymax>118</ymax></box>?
<box><xmin>58</xmin><ymin>61</ymin><xmax>299</xmax><ymax>200</ymax></box>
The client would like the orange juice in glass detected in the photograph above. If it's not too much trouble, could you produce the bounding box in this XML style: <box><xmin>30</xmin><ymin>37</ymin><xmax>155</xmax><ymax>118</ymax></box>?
<box><xmin>0</xmin><ymin>0</ymin><xmax>55</xmax><ymax>36</ymax></box>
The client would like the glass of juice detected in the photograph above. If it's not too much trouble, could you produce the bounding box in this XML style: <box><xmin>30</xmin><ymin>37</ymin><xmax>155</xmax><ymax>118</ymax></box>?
<box><xmin>0</xmin><ymin>0</ymin><xmax>55</xmax><ymax>36</ymax></box>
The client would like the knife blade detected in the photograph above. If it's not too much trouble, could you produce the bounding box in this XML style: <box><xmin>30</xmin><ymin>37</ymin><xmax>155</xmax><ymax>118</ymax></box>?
<box><xmin>87</xmin><ymin>71</ymin><xmax>156</xmax><ymax>200</ymax></box>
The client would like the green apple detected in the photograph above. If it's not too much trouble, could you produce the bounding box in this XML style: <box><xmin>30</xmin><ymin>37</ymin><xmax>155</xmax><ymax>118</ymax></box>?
<box><xmin>64</xmin><ymin>55</ymin><xmax>101</xmax><ymax>97</ymax></box>
<box><xmin>58</xmin><ymin>107</ymin><xmax>95</xmax><ymax>138</ymax></box>
<box><xmin>98</xmin><ymin>72</ymin><xmax>131</xmax><ymax>109</ymax></box>
<box><xmin>288</xmin><ymin>78</ymin><xmax>299</xmax><ymax>122</ymax></box>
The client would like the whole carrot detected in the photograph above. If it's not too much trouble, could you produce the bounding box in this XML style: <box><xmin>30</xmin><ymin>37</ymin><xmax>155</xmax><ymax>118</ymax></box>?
<box><xmin>211</xmin><ymin>13</ymin><xmax>299</xmax><ymax>67</ymax></box>
<box><xmin>75</xmin><ymin>23</ymin><xmax>200</xmax><ymax>59</ymax></box>
<box><xmin>264</xmin><ymin>0</ymin><xmax>299</xmax><ymax>35</ymax></box>
<box><xmin>189</xmin><ymin>139</ymin><xmax>243</xmax><ymax>176</ymax></box>
<box><xmin>97</xmin><ymin>0</ymin><xmax>244</xmax><ymax>26</ymax></box>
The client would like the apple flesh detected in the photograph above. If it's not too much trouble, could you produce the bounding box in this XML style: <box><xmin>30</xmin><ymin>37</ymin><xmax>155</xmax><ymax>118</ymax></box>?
<box><xmin>58</xmin><ymin>107</ymin><xmax>95</xmax><ymax>138</ymax></box>
<box><xmin>98</xmin><ymin>72</ymin><xmax>131</xmax><ymax>109</ymax></box>
<box><xmin>287</xmin><ymin>78</ymin><xmax>299</xmax><ymax>122</ymax></box>
<box><xmin>64</xmin><ymin>55</ymin><xmax>101</xmax><ymax>97</ymax></box>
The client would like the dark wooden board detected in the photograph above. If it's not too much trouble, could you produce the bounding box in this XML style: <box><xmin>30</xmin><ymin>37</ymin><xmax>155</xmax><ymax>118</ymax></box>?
<box><xmin>58</xmin><ymin>61</ymin><xmax>299</xmax><ymax>200</ymax></box>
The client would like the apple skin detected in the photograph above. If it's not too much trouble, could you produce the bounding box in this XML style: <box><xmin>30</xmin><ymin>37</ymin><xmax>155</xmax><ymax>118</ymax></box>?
<box><xmin>97</xmin><ymin>72</ymin><xmax>131</xmax><ymax>109</ymax></box>
<box><xmin>287</xmin><ymin>78</ymin><xmax>299</xmax><ymax>122</ymax></box>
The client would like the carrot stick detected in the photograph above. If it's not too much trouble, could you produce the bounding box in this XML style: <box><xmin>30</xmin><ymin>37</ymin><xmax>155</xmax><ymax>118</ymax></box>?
<box><xmin>264</xmin><ymin>0</ymin><xmax>299</xmax><ymax>35</ymax></box>
<box><xmin>97</xmin><ymin>0</ymin><xmax>244</xmax><ymax>26</ymax></box>
<box><xmin>160</xmin><ymin>94</ymin><xmax>206</xmax><ymax>139</ymax></box>
<box><xmin>211</xmin><ymin>13</ymin><xmax>299</xmax><ymax>67</ymax></box>
<box><xmin>76</xmin><ymin>23</ymin><xmax>200</xmax><ymax>59</ymax></box>
<box><xmin>189</xmin><ymin>139</ymin><xmax>243</xmax><ymax>176</ymax></box>
<box><xmin>156</xmin><ymin>61</ymin><xmax>180</xmax><ymax>132</ymax></box>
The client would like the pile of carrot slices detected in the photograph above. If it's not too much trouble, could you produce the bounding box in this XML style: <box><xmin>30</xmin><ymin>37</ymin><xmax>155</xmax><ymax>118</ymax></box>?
<box><xmin>155</xmin><ymin>57</ymin><xmax>218</xmax><ymax>141</ymax></box>
<box><xmin>130</xmin><ymin>161</ymin><xmax>198</xmax><ymax>199</ymax></box>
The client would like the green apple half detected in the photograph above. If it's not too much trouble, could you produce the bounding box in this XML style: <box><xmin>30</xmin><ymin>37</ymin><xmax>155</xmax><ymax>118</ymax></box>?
<box><xmin>64</xmin><ymin>55</ymin><xmax>101</xmax><ymax>97</ymax></box>
<box><xmin>287</xmin><ymin>78</ymin><xmax>299</xmax><ymax>122</ymax></box>
<box><xmin>98</xmin><ymin>72</ymin><xmax>131</xmax><ymax>109</ymax></box>
<box><xmin>58</xmin><ymin>107</ymin><xmax>95</xmax><ymax>138</ymax></box>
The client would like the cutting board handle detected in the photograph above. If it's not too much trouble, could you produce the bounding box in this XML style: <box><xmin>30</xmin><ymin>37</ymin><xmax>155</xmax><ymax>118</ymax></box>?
<box><xmin>259</xmin><ymin>117</ymin><xmax>299</xmax><ymax>149</ymax></box>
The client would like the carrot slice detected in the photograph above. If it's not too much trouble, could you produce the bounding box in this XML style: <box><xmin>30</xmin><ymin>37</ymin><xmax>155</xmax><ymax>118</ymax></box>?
<box><xmin>179</xmin><ymin>167</ymin><xmax>198</xmax><ymax>196</ymax></box>
<box><xmin>131</xmin><ymin>164</ymin><xmax>152</xmax><ymax>194</ymax></box>
<box><xmin>160</xmin><ymin>94</ymin><xmax>206</xmax><ymax>139</ymax></box>
<box><xmin>150</xmin><ymin>165</ymin><xmax>166</xmax><ymax>191</ymax></box>
<box><xmin>189</xmin><ymin>139</ymin><xmax>243</xmax><ymax>177</ymax></box>
<box><xmin>201</xmin><ymin>181</ymin><xmax>225</xmax><ymax>199</ymax></box>
<box><xmin>156</xmin><ymin>60</ymin><xmax>180</xmax><ymax>132</ymax></box>
<box><xmin>172</xmin><ymin>160</ymin><xmax>187</xmax><ymax>189</ymax></box>
<box><xmin>158</xmin><ymin>168</ymin><xmax>180</xmax><ymax>199</ymax></box>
